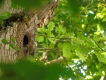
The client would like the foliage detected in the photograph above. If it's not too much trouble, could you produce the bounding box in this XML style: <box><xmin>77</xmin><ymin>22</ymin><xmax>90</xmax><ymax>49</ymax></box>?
<box><xmin>36</xmin><ymin>0</ymin><xmax>106</xmax><ymax>79</ymax></box>
<box><xmin>1</xmin><ymin>0</ymin><xmax>106</xmax><ymax>80</ymax></box>
<box><xmin>0</xmin><ymin>60</ymin><xmax>75</xmax><ymax>80</ymax></box>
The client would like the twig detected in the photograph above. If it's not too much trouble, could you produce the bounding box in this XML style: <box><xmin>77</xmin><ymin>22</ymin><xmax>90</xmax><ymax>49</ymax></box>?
<box><xmin>36</xmin><ymin>33</ymin><xmax>55</xmax><ymax>38</ymax></box>
<box><xmin>79</xmin><ymin>0</ymin><xmax>94</xmax><ymax>15</ymax></box>
<box><xmin>91</xmin><ymin>37</ymin><xmax>106</xmax><ymax>52</ymax></box>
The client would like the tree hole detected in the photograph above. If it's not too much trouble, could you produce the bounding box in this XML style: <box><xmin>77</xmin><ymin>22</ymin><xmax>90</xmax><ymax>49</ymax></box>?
<box><xmin>23</xmin><ymin>35</ymin><xmax>29</xmax><ymax>46</ymax></box>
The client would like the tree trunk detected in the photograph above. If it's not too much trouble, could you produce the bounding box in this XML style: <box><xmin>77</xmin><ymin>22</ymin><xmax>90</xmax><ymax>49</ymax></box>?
<box><xmin>0</xmin><ymin>0</ymin><xmax>59</xmax><ymax>63</ymax></box>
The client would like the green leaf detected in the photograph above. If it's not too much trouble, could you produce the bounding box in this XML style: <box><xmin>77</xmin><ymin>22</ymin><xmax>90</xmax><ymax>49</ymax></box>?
<box><xmin>9</xmin><ymin>43</ymin><xmax>19</xmax><ymax>50</ymax></box>
<box><xmin>75</xmin><ymin>45</ymin><xmax>90</xmax><ymax>55</ymax></box>
<box><xmin>72</xmin><ymin>37</ymin><xmax>84</xmax><ymax>45</ymax></box>
<box><xmin>75</xmin><ymin>50</ymin><xmax>87</xmax><ymax>61</ymax></box>
<box><xmin>93</xmin><ymin>35</ymin><xmax>100</xmax><ymax>42</ymax></box>
<box><xmin>63</xmin><ymin>42</ymin><xmax>71</xmax><ymax>58</ymax></box>
<box><xmin>36</xmin><ymin>35</ymin><xmax>44</xmax><ymax>42</ymax></box>
<box><xmin>0</xmin><ymin>12</ymin><xmax>11</xmax><ymax>20</ymax></box>
<box><xmin>49</xmin><ymin>43</ymin><xmax>55</xmax><ymax>48</ymax></box>
<box><xmin>58</xmin><ymin>43</ymin><xmax>63</xmax><ymax>50</ymax></box>
<box><xmin>95</xmin><ymin>53</ymin><xmax>106</xmax><ymax>63</ymax></box>
<box><xmin>48</xmin><ymin>38</ymin><xmax>55</xmax><ymax>44</ymax></box>
<box><xmin>1</xmin><ymin>39</ymin><xmax>8</xmax><ymax>44</ymax></box>
<box><xmin>55</xmin><ymin>25</ymin><xmax>66</xmax><ymax>35</ymax></box>
<box><xmin>78</xmin><ymin>76</ymin><xmax>86</xmax><ymax>80</ymax></box>
<box><xmin>47</xmin><ymin>21</ymin><xmax>55</xmax><ymax>31</ymax></box>
<box><xmin>85</xmin><ymin>37</ymin><xmax>96</xmax><ymax>48</ymax></box>
<box><xmin>37</xmin><ymin>27</ymin><xmax>46</xmax><ymax>33</ymax></box>
<box><xmin>11</xmin><ymin>36</ymin><xmax>16</xmax><ymax>42</ymax></box>
<box><xmin>65</xmin><ymin>32</ymin><xmax>75</xmax><ymax>38</ymax></box>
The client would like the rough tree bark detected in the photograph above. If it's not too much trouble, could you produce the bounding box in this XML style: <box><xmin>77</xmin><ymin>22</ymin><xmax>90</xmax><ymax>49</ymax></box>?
<box><xmin>0</xmin><ymin>0</ymin><xmax>59</xmax><ymax>63</ymax></box>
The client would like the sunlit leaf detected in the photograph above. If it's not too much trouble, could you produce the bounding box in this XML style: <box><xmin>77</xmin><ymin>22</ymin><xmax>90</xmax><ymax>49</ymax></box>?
<box><xmin>58</xmin><ymin>42</ymin><xmax>63</xmax><ymax>50</ymax></box>
<box><xmin>47</xmin><ymin>21</ymin><xmax>55</xmax><ymax>31</ymax></box>
<box><xmin>48</xmin><ymin>38</ymin><xmax>55</xmax><ymax>44</ymax></box>
<box><xmin>95</xmin><ymin>53</ymin><xmax>106</xmax><ymax>63</ymax></box>
<box><xmin>55</xmin><ymin>25</ymin><xmax>66</xmax><ymax>34</ymax></box>
<box><xmin>96</xmin><ymin>13</ymin><xmax>103</xmax><ymax>19</ymax></box>
<box><xmin>94</xmin><ymin>24</ymin><xmax>101</xmax><ymax>35</ymax></box>
<box><xmin>85</xmin><ymin>37</ymin><xmax>96</xmax><ymax>48</ymax></box>
<box><xmin>36</xmin><ymin>35</ymin><xmax>44</xmax><ymax>42</ymax></box>
<box><xmin>63</xmin><ymin>42</ymin><xmax>71</xmax><ymax>58</ymax></box>
<box><xmin>37</xmin><ymin>27</ymin><xmax>46</xmax><ymax>33</ymax></box>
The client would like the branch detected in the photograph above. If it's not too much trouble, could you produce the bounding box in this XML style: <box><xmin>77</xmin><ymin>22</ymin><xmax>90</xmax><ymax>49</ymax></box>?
<box><xmin>40</xmin><ymin>50</ymin><xmax>48</xmax><ymax>61</ymax></box>
<box><xmin>45</xmin><ymin>56</ymin><xmax>64</xmax><ymax>65</ymax></box>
